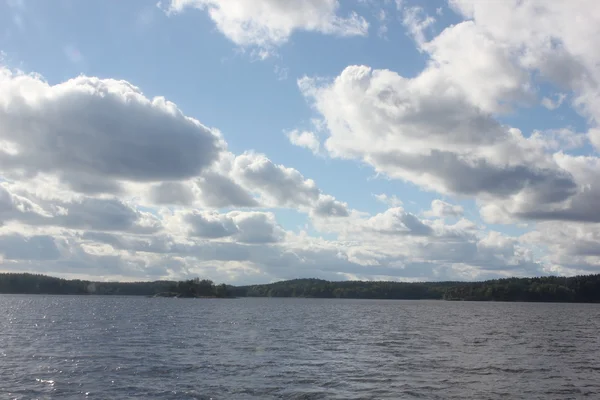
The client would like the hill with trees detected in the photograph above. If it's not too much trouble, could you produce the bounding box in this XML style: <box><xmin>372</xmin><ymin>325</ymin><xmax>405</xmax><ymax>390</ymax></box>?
<box><xmin>2</xmin><ymin>273</ymin><xmax>600</xmax><ymax>302</ymax></box>
<box><xmin>0</xmin><ymin>273</ymin><xmax>231</xmax><ymax>298</ymax></box>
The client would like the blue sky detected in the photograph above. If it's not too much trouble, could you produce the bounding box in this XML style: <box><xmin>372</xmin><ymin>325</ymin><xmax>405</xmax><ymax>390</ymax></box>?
<box><xmin>1</xmin><ymin>0</ymin><xmax>600</xmax><ymax>283</ymax></box>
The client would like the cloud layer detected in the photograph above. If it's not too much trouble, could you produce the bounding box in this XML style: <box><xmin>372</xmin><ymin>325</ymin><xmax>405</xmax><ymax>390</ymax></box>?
<box><xmin>2</xmin><ymin>0</ymin><xmax>600</xmax><ymax>282</ymax></box>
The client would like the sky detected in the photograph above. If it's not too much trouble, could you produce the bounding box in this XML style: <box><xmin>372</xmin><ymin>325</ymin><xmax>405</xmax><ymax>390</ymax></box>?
<box><xmin>0</xmin><ymin>0</ymin><xmax>599</xmax><ymax>284</ymax></box>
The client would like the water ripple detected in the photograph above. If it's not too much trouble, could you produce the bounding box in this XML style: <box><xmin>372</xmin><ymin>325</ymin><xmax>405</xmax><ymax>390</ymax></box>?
<box><xmin>1</xmin><ymin>296</ymin><xmax>599</xmax><ymax>399</ymax></box>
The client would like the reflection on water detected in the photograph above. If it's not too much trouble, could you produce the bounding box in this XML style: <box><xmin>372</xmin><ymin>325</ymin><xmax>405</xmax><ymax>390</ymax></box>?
<box><xmin>1</xmin><ymin>296</ymin><xmax>599</xmax><ymax>399</ymax></box>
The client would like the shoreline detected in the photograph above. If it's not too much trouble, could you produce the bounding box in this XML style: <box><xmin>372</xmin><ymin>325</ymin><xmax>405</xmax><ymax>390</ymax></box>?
<box><xmin>1</xmin><ymin>273</ymin><xmax>600</xmax><ymax>303</ymax></box>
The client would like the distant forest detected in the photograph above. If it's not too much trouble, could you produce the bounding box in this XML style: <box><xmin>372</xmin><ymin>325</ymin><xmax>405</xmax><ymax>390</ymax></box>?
<box><xmin>0</xmin><ymin>274</ymin><xmax>229</xmax><ymax>298</ymax></box>
<box><xmin>2</xmin><ymin>273</ymin><xmax>600</xmax><ymax>302</ymax></box>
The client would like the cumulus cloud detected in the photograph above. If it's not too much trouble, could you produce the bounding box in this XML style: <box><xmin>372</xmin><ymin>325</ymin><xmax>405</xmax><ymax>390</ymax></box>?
<box><xmin>175</xmin><ymin>210</ymin><xmax>284</xmax><ymax>244</ymax></box>
<box><xmin>0</xmin><ymin>66</ymin><xmax>346</xmax><ymax>220</ymax></box>
<box><xmin>0</xmin><ymin>68</ymin><xmax>224</xmax><ymax>194</ymax></box>
<box><xmin>297</xmin><ymin>3</ymin><xmax>600</xmax><ymax>227</ymax></box>
<box><xmin>448</xmin><ymin>0</ymin><xmax>600</xmax><ymax>149</ymax></box>
<box><xmin>228</xmin><ymin>152</ymin><xmax>346</xmax><ymax>217</ymax></box>
<box><xmin>164</xmin><ymin>0</ymin><xmax>368</xmax><ymax>55</ymax></box>
<box><xmin>300</xmin><ymin>65</ymin><xmax>577</xmax><ymax>219</ymax></box>
<box><xmin>311</xmin><ymin>195</ymin><xmax>349</xmax><ymax>217</ymax></box>
<box><xmin>232</xmin><ymin>152</ymin><xmax>319</xmax><ymax>207</ymax></box>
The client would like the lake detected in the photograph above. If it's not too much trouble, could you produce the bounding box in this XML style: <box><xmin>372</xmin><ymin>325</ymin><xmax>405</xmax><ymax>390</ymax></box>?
<box><xmin>1</xmin><ymin>296</ymin><xmax>599</xmax><ymax>399</ymax></box>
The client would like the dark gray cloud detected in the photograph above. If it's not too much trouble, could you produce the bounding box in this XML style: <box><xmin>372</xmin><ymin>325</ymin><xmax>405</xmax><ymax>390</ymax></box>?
<box><xmin>182</xmin><ymin>210</ymin><xmax>284</xmax><ymax>243</ymax></box>
<box><xmin>149</xmin><ymin>182</ymin><xmax>196</xmax><ymax>206</ymax></box>
<box><xmin>374</xmin><ymin>150</ymin><xmax>577</xmax><ymax>201</ymax></box>
<box><xmin>515</xmin><ymin>186</ymin><xmax>600</xmax><ymax>222</ymax></box>
<box><xmin>186</xmin><ymin>212</ymin><xmax>239</xmax><ymax>239</ymax></box>
<box><xmin>52</xmin><ymin>197</ymin><xmax>159</xmax><ymax>232</ymax></box>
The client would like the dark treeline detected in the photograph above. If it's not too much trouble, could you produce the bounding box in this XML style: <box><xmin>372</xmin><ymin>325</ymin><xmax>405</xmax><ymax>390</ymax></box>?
<box><xmin>442</xmin><ymin>275</ymin><xmax>600</xmax><ymax>303</ymax></box>
<box><xmin>230</xmin><ymin>278</ymin><xmax>452</xmax><ymax>299</ymax></box>
<box><xmin>233</xmin><ymin>275</ymin><xmax>600</xmax><ymax>302</ymax></box>
<box><xmin>2</xmin><ymin>273</ymin><xmax>600</xmax><ymax>302</ymax></box>
<box><xmin>0</xmin><ymin>273</ymin><xmax>232</xmax><ymax>298</ymax></box>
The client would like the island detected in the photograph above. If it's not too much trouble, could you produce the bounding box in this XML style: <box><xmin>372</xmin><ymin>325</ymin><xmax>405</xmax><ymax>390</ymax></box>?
<box><xmin>2</xmin><ymin>273</ymin><xmax>600</xmax><ymax>302</ymax></box>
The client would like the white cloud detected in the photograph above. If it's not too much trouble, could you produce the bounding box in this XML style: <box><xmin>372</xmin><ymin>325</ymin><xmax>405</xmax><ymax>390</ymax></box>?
<box><xmin>226</xmin><ymin>152</ymin><xmax>348</xmax><ymax>217</ymax></box>
<box><xmin>232</xmin><ymin>152</ymin><xmax>320</xmax><ymax>207</ymax></box>
<box><xmin>311</xmin><ymin>195</ymin><xmax>349</xmax><ymax>218</ymax></box>
<box><xmin>164</xmin><ymin>0</ymin><xmax>368</xmax><ymax>55</ymax></box>
<box><xmin>297</xmin><ymin>2</ymin><xmax>600</xmax><ymax>234</ymax></box>
<box><xmin>529</xmin><ymin>128</ymin><xmax>587</xmax><ymax>151</ymax></box>
<box><xmin>402</xmin><ymin>6</ymin><xmax>435</xmax><ymax>47</ymax></box>
<box><xmin>521</xmin><ymin>221</ymin><xmax>600</xmax><ymax>276</ymax></box>
<box><xmin>274</xmin><ymin>64</ymin><xmax>289</xmax><ymax>81</ymax></box>
<box><xmin>541</xmin><ymin>93</ymin><xmax>566</xmax><ymax>110</ymax></box>
<box><xmin>142</xmin><ymin>149</ymin><xmax>348</xmax><ymax>216</ymax></box>
<box><xmin>299</xmin><ymin>65</ymin><xmax>576</xmax><ymax>218</ymax></box>
<box><xmin>0</xmin><ymin>194</ymin><xmax>543</xmax><ymax>283</ymax></box>
<box><xmin>422</xmin><ymin>21</ymin><xmax>533</xmax><ymax>113</ymax></box>
<box><xmin>367</xmin><ymin>207</ymin><xmax>433</xmax><ymax>236</ymax></box>
<box><xmin>373</xmin><ymin>193</ymin><xmax>403</xmax><ymax>207</ymax></box>
<box><xmin>0</xmin><ymin>69</ymin><xmax>354</xmax><ymax>217</ymax></box>
<box><xmin>425</xmin><ymin>200</ymin><xmax>464</xmax><ymax>218</ymax></box>
<box><xmin>286</xmin><ymin>130</ymin><xmax>321</xmax><ymax>155</ymax></box>
<box><xmin>374</xmin><ymin>8</ymin><xmax>388</xmax><ymax>38</ymax></box>
<box><xmin>448</xmin><ymin>0</ymin><xmax>600</xmax><ymax>149</ymax></box>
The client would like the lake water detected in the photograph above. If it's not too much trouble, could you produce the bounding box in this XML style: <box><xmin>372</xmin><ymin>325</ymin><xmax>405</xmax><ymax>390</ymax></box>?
<box><xmin>1</xmin><ymin>296</ymin><xmax>600</xmax><ymax>399</ymax></box>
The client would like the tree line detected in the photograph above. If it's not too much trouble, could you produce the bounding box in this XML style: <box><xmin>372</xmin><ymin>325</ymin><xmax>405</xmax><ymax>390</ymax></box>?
<box><xmin>0</xmin><ymin>273</ymin><xmax>231</xmax><ymax>298</ymax></box>
<box><xmin>2</xmin><ymin>273</ymin><xmax>600</xmax><ymax>302</ymax></box>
